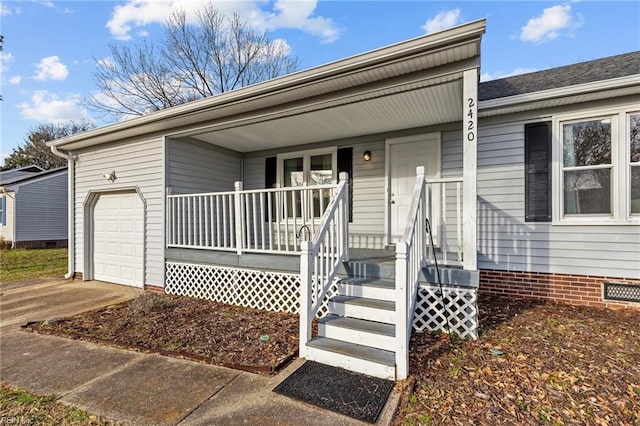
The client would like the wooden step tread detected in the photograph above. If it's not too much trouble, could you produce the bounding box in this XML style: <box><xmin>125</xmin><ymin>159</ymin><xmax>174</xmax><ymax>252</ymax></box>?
<box><xmin>307</xmin><ymin>337</ymin><xmax>395</xmax><ymax>366</ymax></box>
<box><xmin>318</xmin><ymin>314</ymin><xmax>395</xmax><ymax>337</ymax></box>
<box><xmin>339</xmin><ymin>277</ymin><xmax>395</xmax><ymax>289</ymax></box>
<box><xmin>330</xmin><ymin>295</ymin><xmax>395</xmax><ymax>311</ymax></box>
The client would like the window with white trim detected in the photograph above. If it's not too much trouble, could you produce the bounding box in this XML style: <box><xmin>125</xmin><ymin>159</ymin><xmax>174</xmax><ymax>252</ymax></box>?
<box><xmin>0</xmin><ymin>194</ymin><xmax>5</xmax><ymax>226</ymax></box>
<box><xmin>277</xmin><ymin>147</ymin><xmax>337</xmax><ymax>218</ymax></box>
<box><xmin>554</xmin><ymin>107</ymin><xmax>640</xmax><ymax>222</ymax></box>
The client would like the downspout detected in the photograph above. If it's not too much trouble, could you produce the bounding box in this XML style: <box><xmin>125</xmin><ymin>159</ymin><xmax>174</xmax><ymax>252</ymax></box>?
<box><xmin>50</xmin><ymin>145</ymin><xmax>75</xmax><ymax>279</ymax></box>
<box><xmin>11</xmin><ymin>189</ymin><xmax>17</xmax><ymax>249</ymax></box>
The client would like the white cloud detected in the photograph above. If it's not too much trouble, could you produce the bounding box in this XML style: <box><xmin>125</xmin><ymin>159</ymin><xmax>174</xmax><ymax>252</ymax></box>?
<box><xmin>38</xmin><ymin>1</ymin><xmax>55</xmax><ymax>8</ymax></box>
<box><xmin>480</xmin><ymin>67</ymin><xmax>538</xmax><ymax>82</ymax></box>
<box><xmin>33</xmin><ymin>56</ymin><xmax>69</xmax><ymax>81</ymax></box>
<box><xmin>1</xmin><ymin>4</ymin><xmax>11</xmax><ymax>15</ymax></box>
<box><xmin>1</xmin><ymin>52</ymin><xmax>14</xmax><ymax>72</ymax></box>
<box><xmin>18</xmin><ymin>91</ymin><xmax>92</xmax><ymax>123</ymax></box>
<box><xmin>106</xmin><ymin>0</ymin><xmax>341</xmax><ymax>43</ymax></box>
<box><xmin>520</xmin><ymin>4</ymin><xmax>582</xmax><ymax>43</ymax></box>
<box><xmin>9</xmin><ymin>76</ymin><xmax>22</xmax><ymax>84</ymax></box>
<box><xmin>422</xmin><ymin>8</ymin><xmax>461</xmax><ymax>34</ymax></box>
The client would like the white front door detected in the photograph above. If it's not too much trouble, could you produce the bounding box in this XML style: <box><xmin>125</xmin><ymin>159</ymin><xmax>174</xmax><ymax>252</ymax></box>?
<box><xmin>93</xmin><ymin>192</ymin><xmax>144</xmax><ymax>287</ymax></box>
<box><xmin>387</xmin><ymin>134</ymin><xmax>440</xmax><ymax>243</ymax></box>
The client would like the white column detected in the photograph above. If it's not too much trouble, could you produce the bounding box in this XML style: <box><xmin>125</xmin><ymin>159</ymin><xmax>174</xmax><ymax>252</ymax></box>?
<box><xmin>299</xmin><ymin>240</ymin><xmax>313</xmax><ymax>358</ymax></box>
<box><xmin>234</xmin><ymin>181</ymin><xmax>243</xmax><ymax>255</ymax></box>
<box><xmin>395</xmin><ymin>240</ymin><xmax>408</xmax><ymax>380</ymax></box>
<box><xmin>462</xmin><ymin>69</ymin><xmax>478</xmax><ymax>271</ymax></box>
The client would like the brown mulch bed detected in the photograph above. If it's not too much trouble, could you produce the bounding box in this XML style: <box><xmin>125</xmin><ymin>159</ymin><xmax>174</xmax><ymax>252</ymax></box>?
<box><xmin>27</xmin><ymin>293</ymin><xmax>299</xmax><ymax>374</ymax></box>
<box><xmin>396</xmin><ymin>295</ymin><xmax>640</xmax><ymax>425</ymax></box>
<box><xmin>25</xmin><ymin>292</ymin><xmax>640</xmax><ymax>423</ymax></box>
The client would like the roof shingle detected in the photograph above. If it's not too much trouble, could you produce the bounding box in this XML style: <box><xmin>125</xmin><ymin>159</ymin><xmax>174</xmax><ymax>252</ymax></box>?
<box><xmin>479</xmin><ymin>51</ymin><xmax>640</xmax><ymax>101</ymax></box>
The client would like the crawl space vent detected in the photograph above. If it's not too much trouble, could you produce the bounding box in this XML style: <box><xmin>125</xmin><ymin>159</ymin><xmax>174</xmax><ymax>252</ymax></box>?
<box><xmin>603</xmin><ymin>282</ymin><xmax>640</xmax><ymax>303</ymax></box>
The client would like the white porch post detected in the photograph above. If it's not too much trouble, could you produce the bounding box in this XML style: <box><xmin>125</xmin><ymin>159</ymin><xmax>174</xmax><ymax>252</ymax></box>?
<box><xmin>339</xmin><ymin>171</ymin><xmax>349</xmax><ymax>260</ymax></box>
<box><xmin>462</xmin><ymin>69</ymin><xmax>478</xmax><ymax>271</ymax></box>
<box><xmin>234</xmin><ymin>181</ymin><xmax>243</xmax><ymax>255</ymax></box>
<box><xmin>299</xmin><ymin>240</ymin><xmax>313</xmax><ymax>358</ymax></box>
<box><xmin>395</xmin><ymin>241</ymin><xmax>408</xmax><ymax>380</ymax></box>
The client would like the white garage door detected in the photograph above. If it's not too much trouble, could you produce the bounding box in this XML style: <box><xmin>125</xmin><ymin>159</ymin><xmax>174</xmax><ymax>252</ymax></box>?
<box><xmin>93</xmin><ymin>192</ymin><xmax>144</xmax><ymax>287</ymax></box>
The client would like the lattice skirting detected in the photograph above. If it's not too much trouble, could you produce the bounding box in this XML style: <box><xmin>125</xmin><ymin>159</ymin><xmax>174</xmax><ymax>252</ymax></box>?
<box><xmin>166</xmin><ymin>261</ymin><xmax>338</xmax><ymax>316</ymax></box>
<box><xmin>413</xmin><ymin>285</ymin><xmax>478</xmax><ymax>339</ymax></box>
<box><xmin>166</xmin><ymin>262</ymin><xmax>477</xmax><ymax>338</ymax></box>
<box><xmin>166</xmin><ymin>262</ymin><xmax>301</xmax><ymax>313</ymax></box>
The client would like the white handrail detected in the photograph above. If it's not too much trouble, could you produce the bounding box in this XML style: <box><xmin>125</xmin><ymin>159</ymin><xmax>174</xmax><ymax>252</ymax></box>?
<box><xmin>166</xmin><ymin>184</ymin><xmax>337</xmax><ymax>254</ymax></box>
<box><xmin>299</xmin><ymin>172</ymin><xmax>350</xmax><ymax>358</ymax></box>
<box><xmin>395</xmin><ymin>166</ymin><xmax>427</xmax><ymax>380</ymax></box>
<box><xmin>425</xmin><ymin>177</ymin><xmax>463</xmax><ymax>266</ymax></box>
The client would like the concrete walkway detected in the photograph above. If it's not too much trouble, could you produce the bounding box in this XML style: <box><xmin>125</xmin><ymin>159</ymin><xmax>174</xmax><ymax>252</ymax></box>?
<box><xmin>0</xmin><ymin>279</ymin><xmax>400</xmax><ymax>425</ymax></box>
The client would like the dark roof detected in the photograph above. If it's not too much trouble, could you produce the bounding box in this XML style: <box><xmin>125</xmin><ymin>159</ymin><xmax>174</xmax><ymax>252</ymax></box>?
<box><xmin>0</xmin><ymin>165</ymin><xmax>44</xmax><ymax>183</ymax></box>
<box><xmin>479</xmin><ymin>51</ymin><xmax>640</xmax><ymax>101</ymax></box>
<box><xmin>0</xmin><ymin>166</ymin><xmax>67</xmax><ymax>187</ymax></box>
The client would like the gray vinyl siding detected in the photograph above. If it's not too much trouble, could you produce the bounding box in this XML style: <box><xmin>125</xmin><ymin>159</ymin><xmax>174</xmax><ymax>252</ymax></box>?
<box><xmin>74</xmin><ymin>138</ymin><xmax>164</xmax><ymax>286</ymax></box>
<box><xmin>240</xmin><ymin>130</ymin><xmax>462</xmax><ymax>250</ymax></box>
<box><xmin>0</xmin><ymin>193</ymin><xmax>15</xmax><ymax>242</ymax></box>
<box><xmin>166</xmin><ymin>138</ymin><xmax>241</xmax><ymax>194</ymax></box>
<box><xmin>14</xmin><ymin>172</ymin><xmax>68</xmax><ymax>241</ymax></box>
<box><xmin>350</xmin><ymin>141</ymin><xmax>386</xmax><ymax>248</ymax></box>
<box><xmin>477</xmin><ymin>119</ymin><xmax>640</xmax><ymax>279</ymax></box>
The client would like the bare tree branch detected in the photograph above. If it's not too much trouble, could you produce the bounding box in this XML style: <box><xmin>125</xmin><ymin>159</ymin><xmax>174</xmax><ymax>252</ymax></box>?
<box><xmin>84</xmin><ymin>5</ymin><xmax>300</xmax><ymax>121</ymax></box>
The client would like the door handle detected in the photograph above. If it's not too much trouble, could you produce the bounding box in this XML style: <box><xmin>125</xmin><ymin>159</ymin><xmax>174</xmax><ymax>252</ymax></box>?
<box><xmin>390</xmin><ymin>192</ymin><xmax>395</xmax><ymax>204</ymax></box>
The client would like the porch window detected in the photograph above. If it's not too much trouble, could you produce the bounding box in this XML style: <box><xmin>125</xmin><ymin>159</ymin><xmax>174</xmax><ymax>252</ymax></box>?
<box><xmin>278</xmin><ymin>148</ymin><xmax>337</xmax><ymax>218</ymax></box>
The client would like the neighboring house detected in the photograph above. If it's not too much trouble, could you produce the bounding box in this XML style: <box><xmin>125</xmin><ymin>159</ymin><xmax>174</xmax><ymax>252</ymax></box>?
<box><xmin>0</xmin><ymin>165</ymin><xmax>69</xmax><ymax>249</ymax></box>
<box><xmin>48</xmin><ymin>20</ymin><xmax>639</xmax><ymax>380</ymax></box>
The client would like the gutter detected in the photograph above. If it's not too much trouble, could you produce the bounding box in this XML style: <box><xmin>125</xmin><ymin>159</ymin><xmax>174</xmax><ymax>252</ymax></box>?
<box><xmin>50</xmin><ymin>145</ymin><xmax>75</xmax><ymax>279</ymax></box>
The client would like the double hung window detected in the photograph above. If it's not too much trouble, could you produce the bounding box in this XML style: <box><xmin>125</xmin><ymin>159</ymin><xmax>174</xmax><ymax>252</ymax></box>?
<box><xmin>552</xmin><ymin>107</ymin><xmax>640</xmax><ymax>222</ymax></box>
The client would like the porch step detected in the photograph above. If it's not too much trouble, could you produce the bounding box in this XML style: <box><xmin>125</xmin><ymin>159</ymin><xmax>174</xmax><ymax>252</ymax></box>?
<box><xmin>318</xmin><ymin>314</ymin><xmax>396</xmax><ymax>351</ymax></box>
<box><xmin>306</xmin><ymin>337</ymin><xmax>395</xmax><ymax>380</ymax></box>
<box><xmin>338</xmin><ymin>261</ymin><xmax>396</xmax><ymax>280</ymax></box>
<box><xmin>337</xmin><ymin>277</ymin><xmax>395</xmax><ymax>300</ymax></box>
<box><xmin>328</xmin><ymin>296</ymin><xmax>396</xmax><ymax>324</ymax></box>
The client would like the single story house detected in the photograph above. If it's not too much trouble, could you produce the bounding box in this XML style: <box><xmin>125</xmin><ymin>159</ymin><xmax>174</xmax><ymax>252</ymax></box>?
<box><xmin>48</xmin><ymin>20</ymin><xmax>639</xmax><ymax>380</ymax></box>
<box><xmin>0</xmin><ymin>165</ymin><xmax>68</xmax><ymax>249</ymax></box>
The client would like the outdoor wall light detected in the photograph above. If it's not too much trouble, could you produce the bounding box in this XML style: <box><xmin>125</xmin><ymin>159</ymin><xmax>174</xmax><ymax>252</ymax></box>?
<box><xmin>103</xmin><ymin>170</ymin><xmax>117</xmax><ymax>182</ymax></box>
<box><xmin>363</xmin><ymin>150</ymin><xmax>371</xmax><ymax>162</ymax></box>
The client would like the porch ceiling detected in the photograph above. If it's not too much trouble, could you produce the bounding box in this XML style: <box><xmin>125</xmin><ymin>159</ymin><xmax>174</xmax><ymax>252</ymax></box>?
<box><xmin>188</xmin><ymin>77</ymin><xmax>463</xmax><ymax>152</ymax></box>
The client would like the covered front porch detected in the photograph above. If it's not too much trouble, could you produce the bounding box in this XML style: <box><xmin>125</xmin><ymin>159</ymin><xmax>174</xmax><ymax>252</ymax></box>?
<box><xmin>161</xmin><ymin>20</ymin><xmax>485</xmax><ymax>380</ymax></box>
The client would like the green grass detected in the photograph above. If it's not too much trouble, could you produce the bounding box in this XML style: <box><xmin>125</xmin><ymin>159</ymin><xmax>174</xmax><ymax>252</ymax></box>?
<box><xmin>0</xmin><ymin>248</ymin><xmax>67</xmax><ymax>284</ymax></box>
<box><xmin>0</xmin><ymin>382</ymin><xmax>114</xmax><ymax>425</ymax></box>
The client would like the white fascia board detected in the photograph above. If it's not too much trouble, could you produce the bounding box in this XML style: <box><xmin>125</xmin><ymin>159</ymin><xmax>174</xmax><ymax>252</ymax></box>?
<box><xmin>48</xmin><ymin>19</ymin><xmax>485</xmax><ymax>151</ymax></box>
<box><xmin>478</xmin><ymin>74</ymin><xmax>640</xmax><ymax>116</ymax></box>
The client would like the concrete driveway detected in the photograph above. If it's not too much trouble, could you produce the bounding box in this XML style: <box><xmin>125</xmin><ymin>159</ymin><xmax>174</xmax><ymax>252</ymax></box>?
<box><xmin>0</xmin><ymin>278</ymin><xmax>142</xmax><ymax>333</ymax></box>
<box><xmin>0</xmin><ymin>279</ymin><xmax>399</xmax><ymax>425</ymax></box>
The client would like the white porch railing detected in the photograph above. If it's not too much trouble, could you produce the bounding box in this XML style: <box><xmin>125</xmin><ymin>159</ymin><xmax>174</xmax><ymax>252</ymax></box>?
<box><xmin>299</xmin><ymin>172</ymin><xmax>350</xmax><ymax>358</ymax></box>
<box><xmin>395</xmin><ymin>166</ymin><xmax>428</xmax><ymax>380</ymax></box>
<box><xmin>426</xmin><ymin>177</ymin><xmax>463</xmax><ymax>266</ymax></box>
<box><xmin>166</xmin><ymin>183</ymin><xmax>336</xmax><ymax>254</ymax></box>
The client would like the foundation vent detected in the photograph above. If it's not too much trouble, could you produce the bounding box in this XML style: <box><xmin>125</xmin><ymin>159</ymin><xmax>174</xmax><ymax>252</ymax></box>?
<box><xmin>603</xmin><ymin>282</ymin><xmax>640</xmax><ymax>303</ymax></box>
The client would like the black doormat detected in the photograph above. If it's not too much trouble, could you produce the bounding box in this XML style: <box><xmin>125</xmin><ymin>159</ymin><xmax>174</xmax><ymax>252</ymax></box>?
<box><xmin>273</xmin><ymin>361</ymin><xmax>393</xmax><ymax>423</ymax></box>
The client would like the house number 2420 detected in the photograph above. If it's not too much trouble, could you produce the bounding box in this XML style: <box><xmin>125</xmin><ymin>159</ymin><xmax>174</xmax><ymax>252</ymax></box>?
<box><xmin>466</xmin><ymin>97</ymin><xmax>475</xmax><ymax>142</ymax></box>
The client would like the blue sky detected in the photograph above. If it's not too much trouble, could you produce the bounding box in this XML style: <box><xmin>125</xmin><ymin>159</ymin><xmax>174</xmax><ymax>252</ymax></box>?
<box><xmin>1</xmin><ymin>0</ymin><xmax>639</xmax><ymax>160</ymax></box>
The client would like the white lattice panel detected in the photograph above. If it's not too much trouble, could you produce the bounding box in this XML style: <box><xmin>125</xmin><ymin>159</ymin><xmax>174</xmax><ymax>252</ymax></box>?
<box><xmin>413</xmin><ymin>285</ymin><xmax>478</xmax><ymax>339</ymax></box>
<box><xmin>165</xmin><ymin>262</ymin><xmax>336</xmax><ymax>316</ymax></box>
<box><xmin>166</xmin><ymin>262</ymin><xmax>300</xmax><ymax>313</ymax></box>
